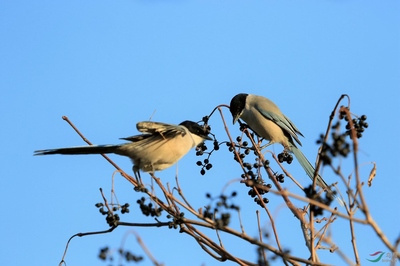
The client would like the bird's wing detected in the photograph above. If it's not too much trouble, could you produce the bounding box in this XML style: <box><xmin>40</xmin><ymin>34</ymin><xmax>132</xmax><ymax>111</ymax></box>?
<box><xmin>255</xmin><ymin>106</ymin><xmax>304</xmax><ymax>146</ymax></box>
<box><xmin>122</xmin><ymin>122</ymin><xmax>187</xmax><ymax>142</ymax></box>
<box><xmin>136</xmin><ymin>121</ymin><xmax>186</xmax><ymax>134</ymax></box>
<box><xmin>120</xmin><ymin>134</ymin><xmax>152</xmax><ymax>142</ymax></box>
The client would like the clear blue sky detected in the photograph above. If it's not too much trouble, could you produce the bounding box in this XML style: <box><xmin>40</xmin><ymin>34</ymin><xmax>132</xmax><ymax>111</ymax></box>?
<box><xmin>1</xmin><ymin>1</ymin><xmax>399</xmax><ymax>265</ymax></box>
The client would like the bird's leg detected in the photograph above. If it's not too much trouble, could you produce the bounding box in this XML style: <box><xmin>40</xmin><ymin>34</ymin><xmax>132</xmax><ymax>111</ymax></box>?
<box><xmin>259</xmin><ymin>142</ymin><xmax>274</xmax><ymax>150</ymax></box>
<box><xmin>132</xmin><ymin>166</ymin><xmax>145</xmax><ymax>191</ymax></box>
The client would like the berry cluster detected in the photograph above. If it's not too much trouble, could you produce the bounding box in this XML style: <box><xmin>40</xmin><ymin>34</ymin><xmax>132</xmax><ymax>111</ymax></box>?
<box><xmin>255</xmin><ymin>197</ymin><xmax>269</xmax><ymax>206</ymax></box>
<box><xmin>95</xmin><ymin>202</ymin><xmax>130</xmax><ymax>227</ymax></box>
<box><xmin>105</xmin><ymin>212</ymin><xmax>120</xmax><ymax>227</ymax></box>
<box><xmin>239</xmin><ymin>122</ymin><xmax>253</xmax><ymax>136</ymax></box>
<box><xmin>332</xmin><ymin>131</ymin><xmax>350</xmax><ymax>157</ymax></box>
<box><xmin>119</xmin><ymin>250</ymin><xmax>143</xmax><ymax>263</ymax></box>
<box><xmin>276</xmin><ymin>173</ymin><xmax>285</xmax><ymax>183</ymax></box>
<box><xmin>317</xmin><ymin>131</ymin><xmax>351</xmax><ymax>165</ymax></box>
<box><xmin>339</xmin><ymin>106</ymin><xmax>368</xmax><ymax>139</ymax></box>
<box><xmin>196</xmin><ymin>142</ymin><xmax>208</xmax><ymax>156</ymax></box>
<box><xmin>136</xmin><ymin>197</ymin><xmax>162</xmax><ymax>217</ymax></box>
<box><xmin>227</xmin><ymin>136</ymin><xmax>264</xmax><ymax>177</ymax></box>
<box><xmin>202</xmin><ymin>115</ymin><xmax>210</xmax><ymax>125</ymax></box>
<box><xmin>346</xmin><ymin>115</ymin><xmax>368</xmax><ymax>139</ymax></box>
<box><xmin>202</xmin><ymin>192</ymin><xmax>239</xmax><ymax>228</ymax></box>
<box><xmin>98</xmin><ymin>247</ymin><xmax>110</xmax><ymax>261</ymax></box>
<box><xmin>227</xmin><ymin>136</ymin><xmax>253</xmax><ymax>162</ymax></box>
<box><xmin>317</xmin><ymin>109</ymin><xmax>368</xmax><ymax>165</ymax></box>
<box><xmin>166</xmin><ymin>212</ymin><xmax>185</xmax><ymax>229</ymax></box>
<box><xmin>304</xmin><ymin>185</ymin><xmax>334</xmax><ymax>217</ymax></box>
<box><xmin>225</xmin><ymin>134</ymin><xmax>276</xmax><ymax>206</ymax></box>
<box><xmin>196</xmin><ymin>158</ymin><xmax>213</xmax><ymax>175</ymax></box>
<box><xmin>195</xmin><ymin>125</ymin><xmax>219</xmax><ymax>175</ymax></box>
<box><xmin>278</xmin><ymin>151</ymin><xmax>293</xmax><ymax>164</ymax></box>
<box><xmin>245</xmin><ymin>178</ymin><xmax>271</xmax><ymax>207</ymax></box>
<box><xmin>98</xmin><ymin>246</ymin><xmax>143</xmax><ymax>263</ymax></box>
<box><xmin>134</xmin><ymin>182</ymin><xmax>148</xmax><ymax>193</ymax></box>
<box><xmin>212</xmin><ymin>139</ymin><xmax>220</xmax><ymax>151</ymax></box>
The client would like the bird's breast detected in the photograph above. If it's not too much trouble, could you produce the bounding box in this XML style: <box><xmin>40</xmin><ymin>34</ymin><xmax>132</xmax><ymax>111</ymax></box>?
<box><xmin>241</xmin><ymin>108</ymin><xmax>289</xmax><ymax>147</ymax></box>
<box><xmin>119</xmin><ymin>133</ymin><xmax>197</xmax><ymax>172</ymax></box>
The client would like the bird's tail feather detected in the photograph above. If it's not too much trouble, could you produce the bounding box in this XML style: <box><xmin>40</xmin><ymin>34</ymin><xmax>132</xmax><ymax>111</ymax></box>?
<box><xmin>290</xmin><ymin>145</ymin><xmax>344</xmax><ymax>206</ymax></box>
<box><xmin>34</xmin><ymin>145</ymin><xmax>120</xmax><ymax>156</ymax></box>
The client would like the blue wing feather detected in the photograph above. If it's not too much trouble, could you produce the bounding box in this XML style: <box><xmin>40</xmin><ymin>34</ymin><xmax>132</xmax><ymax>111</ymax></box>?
<box><xmin>255</xmin><ymin>106</ymin><xmax>303</xmax><ymax>146</ymax></box>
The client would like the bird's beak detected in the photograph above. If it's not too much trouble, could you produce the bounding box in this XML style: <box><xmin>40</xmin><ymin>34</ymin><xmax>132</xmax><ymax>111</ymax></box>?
<box><xmin>232</xmin><ymin>115</ymin><xmax>239</xmax><ymax>125</ymax></box>
<box><xmin>204</xmin><ymin>135</ymin><xmax>213</xmax><ymax>141</ymax></box>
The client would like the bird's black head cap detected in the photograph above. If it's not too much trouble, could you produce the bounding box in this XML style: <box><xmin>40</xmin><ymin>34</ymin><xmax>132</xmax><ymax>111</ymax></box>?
<box><xmin>179</xmin><ymin>120</ymin><xmax>212</xmax><ymax>140</ymax></box>
<box><xmin>229</xmin><ymin>93</ymin><xmax>248</xmax><ymax>124</ymax></box>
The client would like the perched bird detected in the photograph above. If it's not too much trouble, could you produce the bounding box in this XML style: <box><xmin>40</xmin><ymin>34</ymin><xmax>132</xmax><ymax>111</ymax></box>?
<box><xmin>229</xmin><ymin>93</ymin><xmax>340</xmax><ymax>203</ymax></box>
<box><xmin>34</xmin><ymin>120</ymin><xmax>212</xmax><ymax>178</ymax></box>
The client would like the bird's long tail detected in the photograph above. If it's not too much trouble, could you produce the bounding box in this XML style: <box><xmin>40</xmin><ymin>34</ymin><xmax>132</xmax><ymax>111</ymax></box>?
<box><xmin>290</xmin><ymin>144</ymin><xmax>344</xmax><ymax>206</ymax></box>
<box><xmin>34</xmin><ymin>145</ymin><xmax>121</xmax><ymax>156</ymax></box>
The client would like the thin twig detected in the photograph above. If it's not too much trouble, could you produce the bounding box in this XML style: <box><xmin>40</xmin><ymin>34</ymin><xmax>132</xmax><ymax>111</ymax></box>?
<box><xmin>62</xmin><ymin>116</ymin><xmax>137</xmax><ymax>186</ymax></box>
<box><xmin>256</xmin><ymin>210</ymin><xmax>268</xmax><ymax>264</ymax></box>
